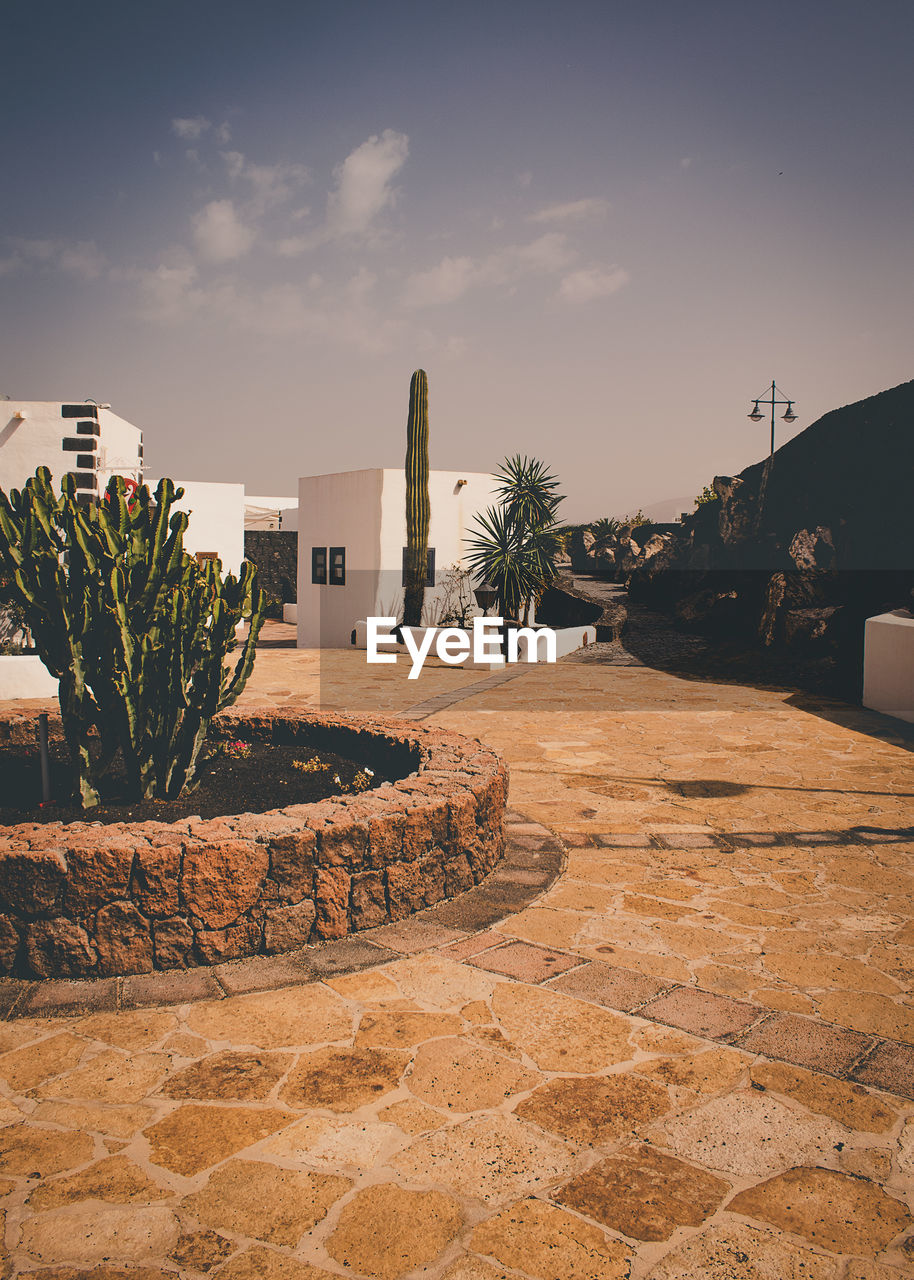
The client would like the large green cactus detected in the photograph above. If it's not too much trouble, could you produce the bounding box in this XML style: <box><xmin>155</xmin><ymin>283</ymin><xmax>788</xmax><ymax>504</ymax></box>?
<box><xmin>402</xmin><ymin>368</ymin><xmax>430</xmax><ymax>628</ymax></box>
<box><xmin>0</xmin><ymin>468</ymin><xmax>264</xmax><ymax>808</ymax></box>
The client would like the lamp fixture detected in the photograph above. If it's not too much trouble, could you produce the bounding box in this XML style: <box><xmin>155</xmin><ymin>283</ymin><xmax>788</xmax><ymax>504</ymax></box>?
<box><xmin>746</xmin><ymin>381</ymin><xmax>798</xmax><ymax>458</ymax></box>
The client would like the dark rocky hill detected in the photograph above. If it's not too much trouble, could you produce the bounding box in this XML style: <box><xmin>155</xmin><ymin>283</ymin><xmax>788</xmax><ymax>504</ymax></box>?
<box><xmin>599</xmin><ymin>378</ymin><xmax>914</xmax><ymax>694</ymax></box>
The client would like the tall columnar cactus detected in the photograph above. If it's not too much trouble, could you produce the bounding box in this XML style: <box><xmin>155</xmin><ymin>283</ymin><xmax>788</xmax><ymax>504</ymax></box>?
<box><xmin>0</xmin><ymin>468</ymin><xmax>264</xmax><ymax>808</ymax></box>
<box><xmin>403</xmin><ymin>368</ymin><xmax>430</xmax><ymax>628</ymax></box>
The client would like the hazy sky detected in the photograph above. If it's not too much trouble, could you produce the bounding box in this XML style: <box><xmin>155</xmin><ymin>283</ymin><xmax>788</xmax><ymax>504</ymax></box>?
<box><xmin>2</xmin><ymin>1</ymin><xmax>912</xmax><ymax>520</ymax></box>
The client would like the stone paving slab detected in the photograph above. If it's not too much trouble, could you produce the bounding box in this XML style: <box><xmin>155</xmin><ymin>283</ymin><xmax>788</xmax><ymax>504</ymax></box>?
<box><xmin>737</xmin><ymin>1010</ymin><xmax>873</xmax><ymax>1076</ymax></box>
<box><xmin>468</xmin><ymin>939</ymin><xmax>583</xmax><ymax>983</ymax></box>
<box><xmin>547</xmin><ymin>957</ymin><xmax>672</xmax><ymax>1011</ymax></box>
<box><xmin>852</xmin><ymin>1040</ymin><xmax>914</xmax><ymax>1101</ymax></box>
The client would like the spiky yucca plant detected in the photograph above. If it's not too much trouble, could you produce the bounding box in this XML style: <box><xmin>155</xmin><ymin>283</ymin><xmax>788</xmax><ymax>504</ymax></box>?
<box><xmin>467</xmin><ymin>455</ymin><xmax>564</xmax><ymax>625</ymax></box>
<box><xmin>403</xmin><ymin>369</ymin><xmax>430</xmax><ymax>628</ymax></box>
<box><xmin>0</xmin><ymin>468</ymin><xmax>264</xmax><ymax>808</ymax></box>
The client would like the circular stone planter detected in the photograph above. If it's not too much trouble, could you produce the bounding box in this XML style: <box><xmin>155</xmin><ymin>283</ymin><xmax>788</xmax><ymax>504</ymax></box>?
<box><xmin>0</xmin><ymin>709</ymin><xmax>507</xmax><ymax>979</ymax></box>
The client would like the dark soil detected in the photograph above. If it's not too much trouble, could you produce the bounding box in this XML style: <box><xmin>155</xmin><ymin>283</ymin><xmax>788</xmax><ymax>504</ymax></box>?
<box><xmin>0</xmin><ymin>739</ymin><xmax>386</xmax><ymax>826</ymax></box>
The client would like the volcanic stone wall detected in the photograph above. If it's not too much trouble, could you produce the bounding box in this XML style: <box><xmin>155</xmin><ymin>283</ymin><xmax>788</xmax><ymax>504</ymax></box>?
<box><xmin>0</xmin><ymin>709</ymin><xmax>507</xmax><ymax>978</ymax></box>
<box><xmin>244</xmin><ymin>530</ymin><xmax>298</xmax><ymax>605</ymax></box>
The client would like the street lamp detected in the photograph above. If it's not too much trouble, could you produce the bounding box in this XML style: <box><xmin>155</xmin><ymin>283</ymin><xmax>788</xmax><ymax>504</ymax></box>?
<box><xmin>473</xmin><ymin>581</ymin><xmax>498</xmax><ymax>615</ymax></box>
<box><xmin>748</xmin><ymin>381</ymin><xmax>797</xmax><ymax>458</ymax></box>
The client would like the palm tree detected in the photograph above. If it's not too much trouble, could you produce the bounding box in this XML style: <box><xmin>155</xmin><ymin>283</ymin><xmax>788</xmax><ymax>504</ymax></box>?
<box><xmin>466</xmin><ymin>455</ymin><xmax>564</xmax><ymax>625</ymax></box>
<box><xmin>590</xmin><ymin>516</ymin><xmax>621</xmax><ymax>540</ymax></box>
<box><xmin>494</xmin><ymin>454</ymin><xmax>564</xmax><ymax>531</ymax></box>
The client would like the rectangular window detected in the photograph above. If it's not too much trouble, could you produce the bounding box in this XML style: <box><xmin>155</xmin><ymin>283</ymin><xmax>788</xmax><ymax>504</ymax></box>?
<box><xmin>62</xmin><ymin>404</ymin><xmax>98</xmax><ymax>418</ymax></box>
<box><xmin>402</xmin><ymin>547</ymin><xmax>436</xmax><ymax>587</ymax></box>
<box><xmin>329</xmin><ymin>546</ymin><xmax>346</xmax><ymax>586</ymax></box>
<box><xmin>311</xmin><ymin>546</ymin><xmax>327</xmax><ymax>585</ymax></box>
<box><xmin>75</xmin><ymin>421</ymin><xmax>101</xmax><ymax>437</ymax></box>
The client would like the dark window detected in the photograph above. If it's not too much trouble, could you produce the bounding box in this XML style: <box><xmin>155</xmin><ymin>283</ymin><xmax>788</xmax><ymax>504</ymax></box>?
<box><xmin>402</xmin><ymin>547</ymin><xmax>436</xmax><ymax>587</ymax></box>
<box><xmin>76</xmin><ymin>421</ymin><xmax>101</xmax><ymax>437</ymax></box>
<box><xmin>62</xmin><ymin>404</ymin><xmax>98</xmax><ymax>418</ymax></box>
<box><xmin>63</xmin><ymin>436</ymin><xmax>96</xmax><ymax>451</ymax></box>
<box><xmin>311</xmin><ymin>546</ymin><xmax>327</xmax><ymax>584</ymax></box>
<box><xmin>76</xmin><ymin>454</ymin><xmax>97</xmax><ymax>470</ymax></box>
<box><xmin>66</xmin><ymin>472</ymin><xmax>96</xmax><ymax>490</ymax></box>
<box><xmin>329</xmin><ymin>546</ymin><xmax>346</xmax><ymax>586</ymax></box>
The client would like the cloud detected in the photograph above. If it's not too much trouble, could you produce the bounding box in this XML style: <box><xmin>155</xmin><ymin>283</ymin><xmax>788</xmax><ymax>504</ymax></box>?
<box><xmin>275</xmin><ymin>235</ymin><xmax>311</xmax><ymax>258</ymax></box>
<box><xmin>221</xmin><ymin>151</ymin><xmax>310</xmax><ymax>214</ymax></box>
<box><xmin>57</xmin><ymin>242</ymin><xmax>107</xmax><ymax>280</ymax></box>
<box><xmin>403</xmin><ymin>233</ymin><xmax>576</xmax><ymax>308</ymax></box>
<box><xmin>558</xmin><ymin>265</ymin><xmax>629</xmax><ymax>303</ymax></box>
<box><xmin>528</xmin><ymin>197</ymin><xmax>610</xmax><ymax>224</ymax></box>
<box><xmin>112</xmin><ymin>250</ymin><xmax>210</xmax><ymax>323</ymax></box>
<box><xmin>503</xmin><ymin>232</ymin><xmax>574</xmax><ymax>273</ymax></box>
<box><xmin>5</xmin><ymin>237</ymin><xmax>106</xmax><ymax>279</ymax></box>
<box><xmin>326</xmin><ymin>129</ymin><xmax>409</xmax><ymax>237</ymax></box>
<box><xmin>191</xmin><ymin>199</ymin><xmax>255</xmax><ymax>262</ymax></box>
<box><xmin>402</xmin><ymin>256</ymin><xmax>481</xmax><ymax>307</ymax></box>
<box><xmin>171</xmin><ymin>116</ymin><xmax>211</xmax><ymax>141</ymax></box>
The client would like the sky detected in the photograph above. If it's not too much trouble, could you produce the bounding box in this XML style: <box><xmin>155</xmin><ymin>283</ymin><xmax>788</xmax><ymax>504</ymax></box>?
<box><xmin>2</xmin><ymin>0</ymin><xmax>912</xmax><ymax>521</ymax></box>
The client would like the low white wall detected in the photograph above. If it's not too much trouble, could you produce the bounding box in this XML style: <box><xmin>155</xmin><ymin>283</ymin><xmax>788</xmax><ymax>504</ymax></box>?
<box><xmin>282</xmin><ymin>603</ymin><xmax>298</xmax><ymax>624</ymax></box>
<box><xmin>863</xmin><ymin>611</ymin><xmax>914</xmax><ymax>724</ymax></box>
<box><xmin>0</xmin><ymin>655</ymin><xmax>58</xmax><ymax>699</ymax></box>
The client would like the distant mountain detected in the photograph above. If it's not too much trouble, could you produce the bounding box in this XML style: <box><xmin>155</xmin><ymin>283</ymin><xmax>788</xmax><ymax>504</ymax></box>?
<box><xmin>640</xmin><ymin>495</ymin><xmax>694</xmax><ymax>524</ymax></box>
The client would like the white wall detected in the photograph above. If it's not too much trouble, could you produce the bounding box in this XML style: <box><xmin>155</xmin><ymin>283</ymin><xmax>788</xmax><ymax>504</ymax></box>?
<box><xmin>295</xmin><ymin>468</ymin><xmax>498</xmax><ymax>649</ymax></box>
<box><xmin>95</xmin><ymin>408</ymin><xmax>144</xmax><ymax>489</ymax></box>
<box><xmin>863</xmin><ymin>611</ymin><xmax>914</xmax><ymax>724</ymax></box>
<box><xmin>149</xmin><ymin>479</ymin><xmax>246</xmax><ymax>577</ymax></box>
<box><xmin>297</xmin><ymin>470</ymin><xmax>384</xmax><ymax>648</ymax></box>
<box><xmin>0</xmin><ymin>400</ymin><xmax>141</xmax><ymax>500</ymax></box>
<box><xmin>378</xmin><ymin>469</ymin><xmax>500</xmax><ymax>623</ymax></box>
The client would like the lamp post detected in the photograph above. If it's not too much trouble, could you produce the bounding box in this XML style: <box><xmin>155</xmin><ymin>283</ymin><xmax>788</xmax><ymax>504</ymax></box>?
<box><xmin>473</xmin><ymin>580</ymin><xmax>498</xmax><ymax>615</ymax></box>
<box><xmin>748</xmin><ymin>381</ymin><xmax>797</xmax><ymax>459</ymax></box>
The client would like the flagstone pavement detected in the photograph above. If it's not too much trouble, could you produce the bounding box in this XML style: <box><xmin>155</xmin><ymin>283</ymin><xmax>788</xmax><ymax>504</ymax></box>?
<box><xmin>1</xmin><ymin>634</ymin><xmax>913</xmax><ymax>1278</ymax></box>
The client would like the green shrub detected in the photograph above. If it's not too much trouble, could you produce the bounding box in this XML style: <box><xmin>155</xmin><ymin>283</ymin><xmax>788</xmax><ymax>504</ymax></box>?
<box><xmin>0</xmin><ymin>468</ymin><xmax>264</xmax><ymax>808</ymax></box>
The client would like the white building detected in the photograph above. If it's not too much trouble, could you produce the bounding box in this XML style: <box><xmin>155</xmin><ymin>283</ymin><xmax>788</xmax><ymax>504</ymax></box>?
<box><xmin>149</xmin><ymin>479</ymin><xmax>247</xmax><ymax>578</ymax></box>
<box><xmin>0</xmin><ymin>399</ymin><xmax>142</xmax><ymax>502</ymax></box>
<box><xmin>296</xmin><ymin>468</ymin><xmax>500</xmax><ymax>648</ymax></box>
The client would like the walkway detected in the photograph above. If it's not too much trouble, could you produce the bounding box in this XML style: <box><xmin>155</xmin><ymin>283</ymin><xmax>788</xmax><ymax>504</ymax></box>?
<box><xmin>1</xmin><ymin>641</ymin><xmax>913</xmax><ymax>1277</ymax></box>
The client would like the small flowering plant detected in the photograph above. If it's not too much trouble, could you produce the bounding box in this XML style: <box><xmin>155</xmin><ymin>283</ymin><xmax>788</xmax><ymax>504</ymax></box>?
<box><xmin>208</xmin><ymin>738</ymin><xmax>253</xmax><ymax>760</ymax></box>
<box><xmin>292</xmin><ymin>756</ymin><xmax>332</xmax><ymax>773</ymax></box>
